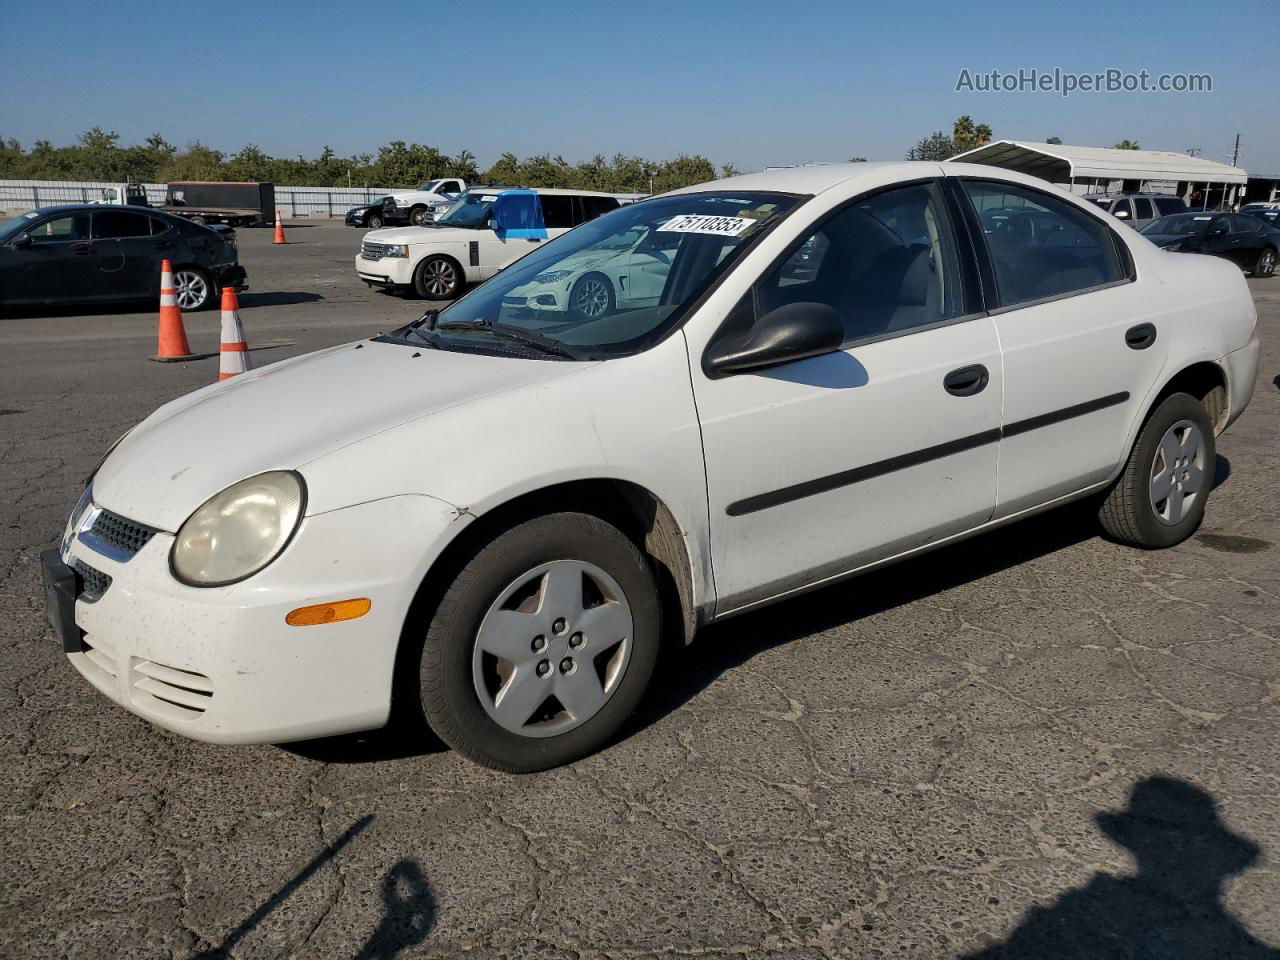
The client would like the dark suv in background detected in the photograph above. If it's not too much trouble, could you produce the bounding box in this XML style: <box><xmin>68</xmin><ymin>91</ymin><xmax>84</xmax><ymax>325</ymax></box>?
<box><xmin>0</xmin><ymin>205</ymin><xmax>246</xmax><ymax>312</ymax></box>
<box><xmin>1085</xmin><ymin>193</ymin><xmax>1187</xmax><ymax>230</ymax></box>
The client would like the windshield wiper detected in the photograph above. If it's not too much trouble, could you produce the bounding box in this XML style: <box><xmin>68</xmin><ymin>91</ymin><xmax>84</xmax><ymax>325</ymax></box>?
<box><xmin>390</xmin><ymin>309</ymin><xmax>441</xmax><ymax>347</ymax></box>
<box><xmin>436</xmin><ymin>318</ymin><xmax>584</xmax><ymax>360</ymax></box>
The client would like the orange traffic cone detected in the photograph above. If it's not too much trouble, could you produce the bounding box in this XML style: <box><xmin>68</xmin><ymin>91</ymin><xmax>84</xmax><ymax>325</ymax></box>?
<box><xmin>218</xmin><ymin>287</ymin><xmax>252</xmax><ymax>380</ymax></box>
<box><xmin>150</xmin><ymin>259</ymin><xmax>198</xmax><ymax>362</ymax></box>
<box><xmin>273</xmin><ymin>209</ymin><xmax>287</xmax><ymax>244</ymax></box>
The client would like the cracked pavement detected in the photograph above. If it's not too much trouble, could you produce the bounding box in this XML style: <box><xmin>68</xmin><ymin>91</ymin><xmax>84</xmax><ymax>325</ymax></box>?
<box><xmin>1</xmin><ymin>223</ymin><xmax>1277</xmax><ymax>958</ymax></box>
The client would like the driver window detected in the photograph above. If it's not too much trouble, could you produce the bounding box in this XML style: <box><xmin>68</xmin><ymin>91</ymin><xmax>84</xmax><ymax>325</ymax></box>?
<box><xmin>757</xmin><ymin>181</ymin><xmax>965</xmax><ymax>343</ymax></box>
<box><xmin>27</xmin><ymin>213</ymin><xmax>89</xmax><ymax>242</ymax></box>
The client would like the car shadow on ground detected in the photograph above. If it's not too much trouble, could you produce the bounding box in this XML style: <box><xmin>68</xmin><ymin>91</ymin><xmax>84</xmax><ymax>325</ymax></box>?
<box><xmin>238</xmin><ymin>291</ymin><xmax>325</xmax><ymax>308</ymax></box>
<box><xmin>959</xmin><ymin>776</ymin><xmax>1279</xmax><ymax>959</ymax></box>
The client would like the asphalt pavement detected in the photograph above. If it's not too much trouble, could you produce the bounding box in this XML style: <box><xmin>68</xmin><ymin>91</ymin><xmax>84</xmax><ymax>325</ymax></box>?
<box><xmin>1</xmin><ymin>221</ymin><xmax>1278</xmax><ymax>959</ymax></box>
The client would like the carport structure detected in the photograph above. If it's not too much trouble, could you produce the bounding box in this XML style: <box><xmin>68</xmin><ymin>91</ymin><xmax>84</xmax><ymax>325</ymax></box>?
<box><xmin>949</xmin><ymin>140</ymin><xmax>1248</xmax><ymax>210</ymax></box>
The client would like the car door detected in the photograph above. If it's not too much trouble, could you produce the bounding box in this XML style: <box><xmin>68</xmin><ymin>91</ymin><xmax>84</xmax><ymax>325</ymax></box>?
<box><xmin>1226</xmin><ymin>215</ymin><xmax>1265</xmax><ymax>268</ymax></box>
<box><xmin>956</xmin><ymin>178</ymin><xmax>1169</xmax><ymax>518</ymax></box>
<box><xmin>1201</xmin><ymin>215</ymin><xmax>1243</xmax><ymax>266</ymax></box>
<box><xmin>615</xmin><ymin>227</ymin><xmax>680</xmax><ymax>308</ymax></box>
<box><xmin>90</xmin><ymin>209</ymin><xmax>159</xmax><ymax>298</ymax></box>
<box><xmin>690</xmin><ymin>178</ymin><xmax>1003</xmax><ymax>612</ymax></box>
<box><xmin>1</xmin><ymin>211</ymin><xmax>96</xmax><ymax>303</ymax></box>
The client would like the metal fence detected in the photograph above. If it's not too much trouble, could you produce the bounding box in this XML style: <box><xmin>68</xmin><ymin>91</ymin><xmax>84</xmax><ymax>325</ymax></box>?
<box><xmin>0</xmin><ymin>179</ymin><xmax>394</xmax><ymax>216</ymax></box>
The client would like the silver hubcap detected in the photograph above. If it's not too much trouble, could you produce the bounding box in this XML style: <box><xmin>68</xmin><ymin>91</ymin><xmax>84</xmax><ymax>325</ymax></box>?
<box><xmin>572</xmin><ymin>278</ymin><xmax>610</xmax><ymax>318</ymax></box>
<box><xmin>370</xmin><ymin>216</ymin><xmax>382</xmax><ymax>228</ymax></box>
<box><xmin>1262</xmin><ymin>251</ymin><xmax>1275</xmax><ymax>274</ymax></box>
<box><xmin>472</xmin><ymin>560</ymin><xmax>633</xmax><ymax>738</ymax></box>
<box><xmin>423</xmin><ymin>259</ymin><xmax>456</xmax><ymax>297</ymax></box>
<box><xmin>1149</xmin><ymin>419</ymin><xmax>1206</xmax><ymax>525</ymax></box>
<box><xmin>173</xmin><ymin>271</ymin><xmax>207</xmax><ymax>310</ymax></box>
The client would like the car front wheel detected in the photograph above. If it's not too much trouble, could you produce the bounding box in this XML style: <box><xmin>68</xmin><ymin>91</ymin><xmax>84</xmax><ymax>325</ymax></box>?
<box><xmin>569</xmin><ymin>272</ymin><xmax>615</xmax><ymax>320</ymax></box>
<box><xmin>413</xmin><ymin>256</ymin><xmax>462</xmax><ymax>300</ymax></box>
<box><xmin>410</xmin><ymin>207</ymin><xmax>430</xmax><ymax>226</ymax></box>
<box><xmin>1098</xmin><ymin>392</ymin><xmax>1215</xmax><ymax>548</ymax></box>
<box><xmin>419</xmin><ymin>512</ymin><xmax>660</xmax><ymax>771</ymax></box>
<box><xmin>368</xmin><ymin>212</ymin><xmax>384</xmax><ymax>229</ymax></box>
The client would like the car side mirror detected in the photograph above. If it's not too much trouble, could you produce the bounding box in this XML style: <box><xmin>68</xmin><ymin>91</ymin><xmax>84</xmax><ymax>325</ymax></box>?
<box><xmin>704</xmin><ymin>302</ymin><xmax>845</xmax><ymax>377</ymax></box>
<box><xmin>12</xmin><ymin>233</ymin><xmax>32</xmax><ymax>249</ymax></box>
<box><xmin>1209</xmin><ymin>224</ymin><xmax>1229</xmax><ymax>237</ymax></box>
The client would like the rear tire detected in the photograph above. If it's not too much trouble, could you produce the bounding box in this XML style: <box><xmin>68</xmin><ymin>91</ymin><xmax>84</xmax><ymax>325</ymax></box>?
<box><xmin>172</xmin><ymin>266</ymin><xmax>214</xmax><ymax>311</ymax></box>
<box><xmin>1253</xmin><ymin>246</ymin><xmax>1276</xmax><ymax>278</ymax></box>
<box><xmin>419</xmin><ymin>512</ymin><xmax>660</xmax><ymax>772</ymax></box>
<box><xmin>1098</xmin><ymin>392</ymin><xmax>1214</xmax><ymax>548</ymax></box>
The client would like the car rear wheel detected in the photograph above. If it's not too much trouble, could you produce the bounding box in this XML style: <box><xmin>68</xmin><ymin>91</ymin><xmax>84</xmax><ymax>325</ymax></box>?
<box><xmin>1253</xmin><ymin>247</ymin><xmax>1276</xmax><ymax>278</ymax></box>
<box><xmin>419</xmin><ymin>512</ymin><xmax>660</xmax><ymax>772</ymax></box>
<box><xmin>1098</xmin><ymin>392</ymin><xmax>1215</xmax><ymax>548</ymax></box>
<box><xmin>569</xmin><ymin>273</ymin><xmax>615</xmax><ymax>320</ymax></box>
<box><xmin>172</xmin><ymin>267</ymin><xmax>213</xmax><ymax>311</ymax></box>
<box><xmin>413</xmin><ymin>256</ymin><xmax>462</xmax><ymax>300</ymax></box>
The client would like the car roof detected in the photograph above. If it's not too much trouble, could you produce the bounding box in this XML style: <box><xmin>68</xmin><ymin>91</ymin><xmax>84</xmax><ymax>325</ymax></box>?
<box><xmin>23</xmin><ymin>204</ymin><xmax>167</xmax><ymax>216</ymax></box>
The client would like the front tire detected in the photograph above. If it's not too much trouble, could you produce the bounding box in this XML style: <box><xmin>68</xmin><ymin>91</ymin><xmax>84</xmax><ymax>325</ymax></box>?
<box><xmin>367</xmin><ymin>212</ymin><xmax>384</xmax><ymax>229</ymax></box>
<box><xmin>419</xmin><ymin>512</ymin><xmax>660</xmax><ymax>772</ymax></box>
<box><xmin>569</xmin><ymin>272</ymin><xmax>615</xmax><ymax>320</ymax></box>
<box><xmin>410</xmin><ymin>206</ymin><xmax>430</xmax><ymax>226</ymax></box>
<box><xmin>413</xmin><ymin>255</ymin><xmax>462</xmax><ymax>300</ymax></box>
<box><xmin>1098</xmin><ymin>392</ymin><xmax>1215</xmax><ymax>548</ymax></box>
<box><xmin>1253</xmin><ymin>246</ymin><xmax>1276</xmax><ymax>278</ymax></box>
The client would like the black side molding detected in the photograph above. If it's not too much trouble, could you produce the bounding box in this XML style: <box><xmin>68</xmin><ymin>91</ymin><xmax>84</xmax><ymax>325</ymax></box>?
<box><xmin>725</xmin><ymin>391</ymin><xmax>1130</xmax><ymax>517</ymax></box>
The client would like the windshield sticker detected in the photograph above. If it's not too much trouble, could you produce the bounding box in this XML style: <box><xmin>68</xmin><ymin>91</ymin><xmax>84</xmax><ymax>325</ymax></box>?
<box><xmin>480</xmin><ymin>195</ymin><xmax>498</xmax><ymax>202</ymax></box>
<box><xmin>1193</xmin><ymin>216</ymin><xmax>1212</xmax><ymax>220</ymax></box>
<box><xmin>657</xmin><ymin>214</ymin><xmax>757</xmax><ymax>237</ymax></box>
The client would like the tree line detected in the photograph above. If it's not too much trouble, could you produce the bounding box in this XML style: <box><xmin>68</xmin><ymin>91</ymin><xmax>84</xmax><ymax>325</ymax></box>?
<box><xmin>0</xmin><ymin>128</ymin><xmax>735</xmax><ymax>194</ymax></box>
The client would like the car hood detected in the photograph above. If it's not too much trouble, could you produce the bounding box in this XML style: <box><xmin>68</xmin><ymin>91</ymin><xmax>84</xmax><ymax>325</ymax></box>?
<box><xmin>363</xmin><ymin>224</ymin><xmax>480</xmax><ymax>245</ymax></box>
<box><xmin>92</xmin><ymin>340</ymin><xmax>581</xmax><ymax>530</ymax></box>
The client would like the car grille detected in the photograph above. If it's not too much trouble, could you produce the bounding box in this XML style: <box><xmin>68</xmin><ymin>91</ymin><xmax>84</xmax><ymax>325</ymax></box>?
<box><xmin>361</xmin><ymin>240</ymin><xmax>395</xmax><ymax>259</ymax></box>
<box><xmin>88</xmin><ymin>509</ymin><xmax>155</xmax><ymax>559</ymax></box>
<box><xmin>72</xmin><ymin>557</ymin><xmax>112</xmax><ymax>600</ymax></box>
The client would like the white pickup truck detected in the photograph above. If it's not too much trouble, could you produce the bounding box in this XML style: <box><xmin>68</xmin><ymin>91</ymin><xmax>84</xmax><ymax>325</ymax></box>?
<box><xmin>385</xmin><ymin>178</ymin><xmax>467</xmax><ymax>226</ymax></box>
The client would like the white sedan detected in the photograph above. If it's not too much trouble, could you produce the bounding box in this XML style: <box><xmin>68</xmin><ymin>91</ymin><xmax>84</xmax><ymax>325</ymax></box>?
<box><xmin>43</xmin><ymin>162</ymin><xmax>1259</xmax><ymax>771</ymax></box>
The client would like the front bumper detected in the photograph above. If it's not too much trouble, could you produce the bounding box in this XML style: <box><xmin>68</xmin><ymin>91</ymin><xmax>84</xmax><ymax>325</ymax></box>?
<box><xmin>355</xmin><ymin>253</ymin><xmax>413</xmax><ymax>287</ymax></box>
<box><xmin>46</xmin><ymin>493</ymin><xmax>462</xmax><ymax>744</ymax></box>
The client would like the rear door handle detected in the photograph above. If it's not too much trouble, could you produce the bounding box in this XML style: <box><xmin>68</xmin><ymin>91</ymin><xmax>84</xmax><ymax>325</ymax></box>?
<box><xmin>943</xmin><ymin>364</ymin><xmax>989</xmax><ymax>397</ymax></box>
<box><xmin>1125</xmin><ymin>323</ymin><xmax>1157</xmax><ymax>350</ymax></box>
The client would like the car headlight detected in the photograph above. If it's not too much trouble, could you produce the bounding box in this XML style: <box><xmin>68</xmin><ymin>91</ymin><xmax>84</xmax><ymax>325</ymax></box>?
<box><xmin>534</xmin><ymin>270</ymin><xmax>573</xmax><ymax>284</ymax></box>
<box><xmin>171</xmin><ymin>471</ymin><xmax>306</xmax><ymax>586</ymax></box>
<box><xmin>384</xmin><ymin>244</ymin><xmax>409</xmax><ymax>258</ymax></box>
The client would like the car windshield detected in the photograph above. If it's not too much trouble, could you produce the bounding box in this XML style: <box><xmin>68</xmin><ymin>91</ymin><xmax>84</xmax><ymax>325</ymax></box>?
<box><xmin>1143</xmin><ymin>214</ymin><xmax>1215</xmax><ymax>236</ymax></box>
<box><xmin>423</xmin><ymin>191</ymin><xmax>800</xmax><ymax>358</ymax></box>
<box><xmin>418</xmin><ymin>180</ymin><xmax>441</xmax><ymax>192</ymax></box>
<box><xmin>434</xmin><ymin>191</ymin><xmax>503</xmax><ymax>228</ymax></box>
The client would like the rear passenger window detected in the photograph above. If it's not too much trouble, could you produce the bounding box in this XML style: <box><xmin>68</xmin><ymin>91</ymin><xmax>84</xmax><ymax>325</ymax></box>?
<box><xmin>1133</xmin><ymin>198</ymin><xmax>1154</xmax><ymax>220</ymax></box>
<box><xmin>581</xmin><ymin>196</ymin><xmax>620</xmax><ymax>221</ymax></box>
<box><xmin>539</xmin><ymin>195</ymin><xmax>576</xmax><ymax>229</ymax></box>
<box><xmin>93</xmin><ymin>211</ymin><xmax>152</xmax><ymax>238</ymax></box>
<box><xmin>756</xmin><ymin>181</ymin><xmax>968</xmax><ymax>343</ymax></box>
<box><xmin>1154</xmin><ymin>197</ymin><xmax>1185</xmax><ymax>216</ymax></box>
<box><xmin>964</xmin><ymin>181</ymin><xmax>1127</xmax><ymax>306</ymax></box>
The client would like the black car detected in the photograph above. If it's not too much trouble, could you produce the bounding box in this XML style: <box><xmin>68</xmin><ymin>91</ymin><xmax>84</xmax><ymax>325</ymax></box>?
<box><xmin>1240</xmin><ymin>205</ymin><xmax>1280</xmax><ymax>229</ymax></box>
<box><xmin>0</xmin><ymin>205</ymin><xmax>246</xmax><ymax>311</ymax></box>
<box><xmin>345</xmin><ymin>196</ymin><xmax>394</xmax><ymax>229</ymax></box>
<box><xmin>1141</xmin><ymin>212</ymin><xmax>1278</xmax><ymax>278</ymax></box>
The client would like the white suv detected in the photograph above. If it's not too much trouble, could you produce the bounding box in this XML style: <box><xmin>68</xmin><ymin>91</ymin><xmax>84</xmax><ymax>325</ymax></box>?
<box><xmin>355</xmin><ymin>188</ymin><xmax>621</xmax><ymax>299</ymax></box>
<box><xmin>44</xmin><ymin>163</ymin><xmax>1260</xmax><ymax>771</ymax></box>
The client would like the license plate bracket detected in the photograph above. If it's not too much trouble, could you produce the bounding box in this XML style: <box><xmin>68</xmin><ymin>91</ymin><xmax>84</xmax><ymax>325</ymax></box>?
<box><xmin>40</xmin><ymin>548</ymin><xmax>85</xmax><ymax>654</ymax></box>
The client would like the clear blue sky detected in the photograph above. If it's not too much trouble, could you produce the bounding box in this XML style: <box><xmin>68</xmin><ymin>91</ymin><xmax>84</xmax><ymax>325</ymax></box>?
<box><xmin>2</xmin><ymin>0</ymin><xmax>1277</xmax><ymax>173</ymax></box>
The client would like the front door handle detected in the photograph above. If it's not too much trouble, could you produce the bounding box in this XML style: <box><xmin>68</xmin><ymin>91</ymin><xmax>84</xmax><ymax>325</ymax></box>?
<box><xmin>1125</xmin><ymin>323</ymin><xmax>1157</xmax><ymax>350</ymax></box>
<box><xmin>69</xmin><ymin>241</ymin><xmax>94</xmax><ymax>256</ymax></box>
<box><xmin>943</xmin><ymin>364</ymin><xmax>989</xmax><ymax>397</ymax></box>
